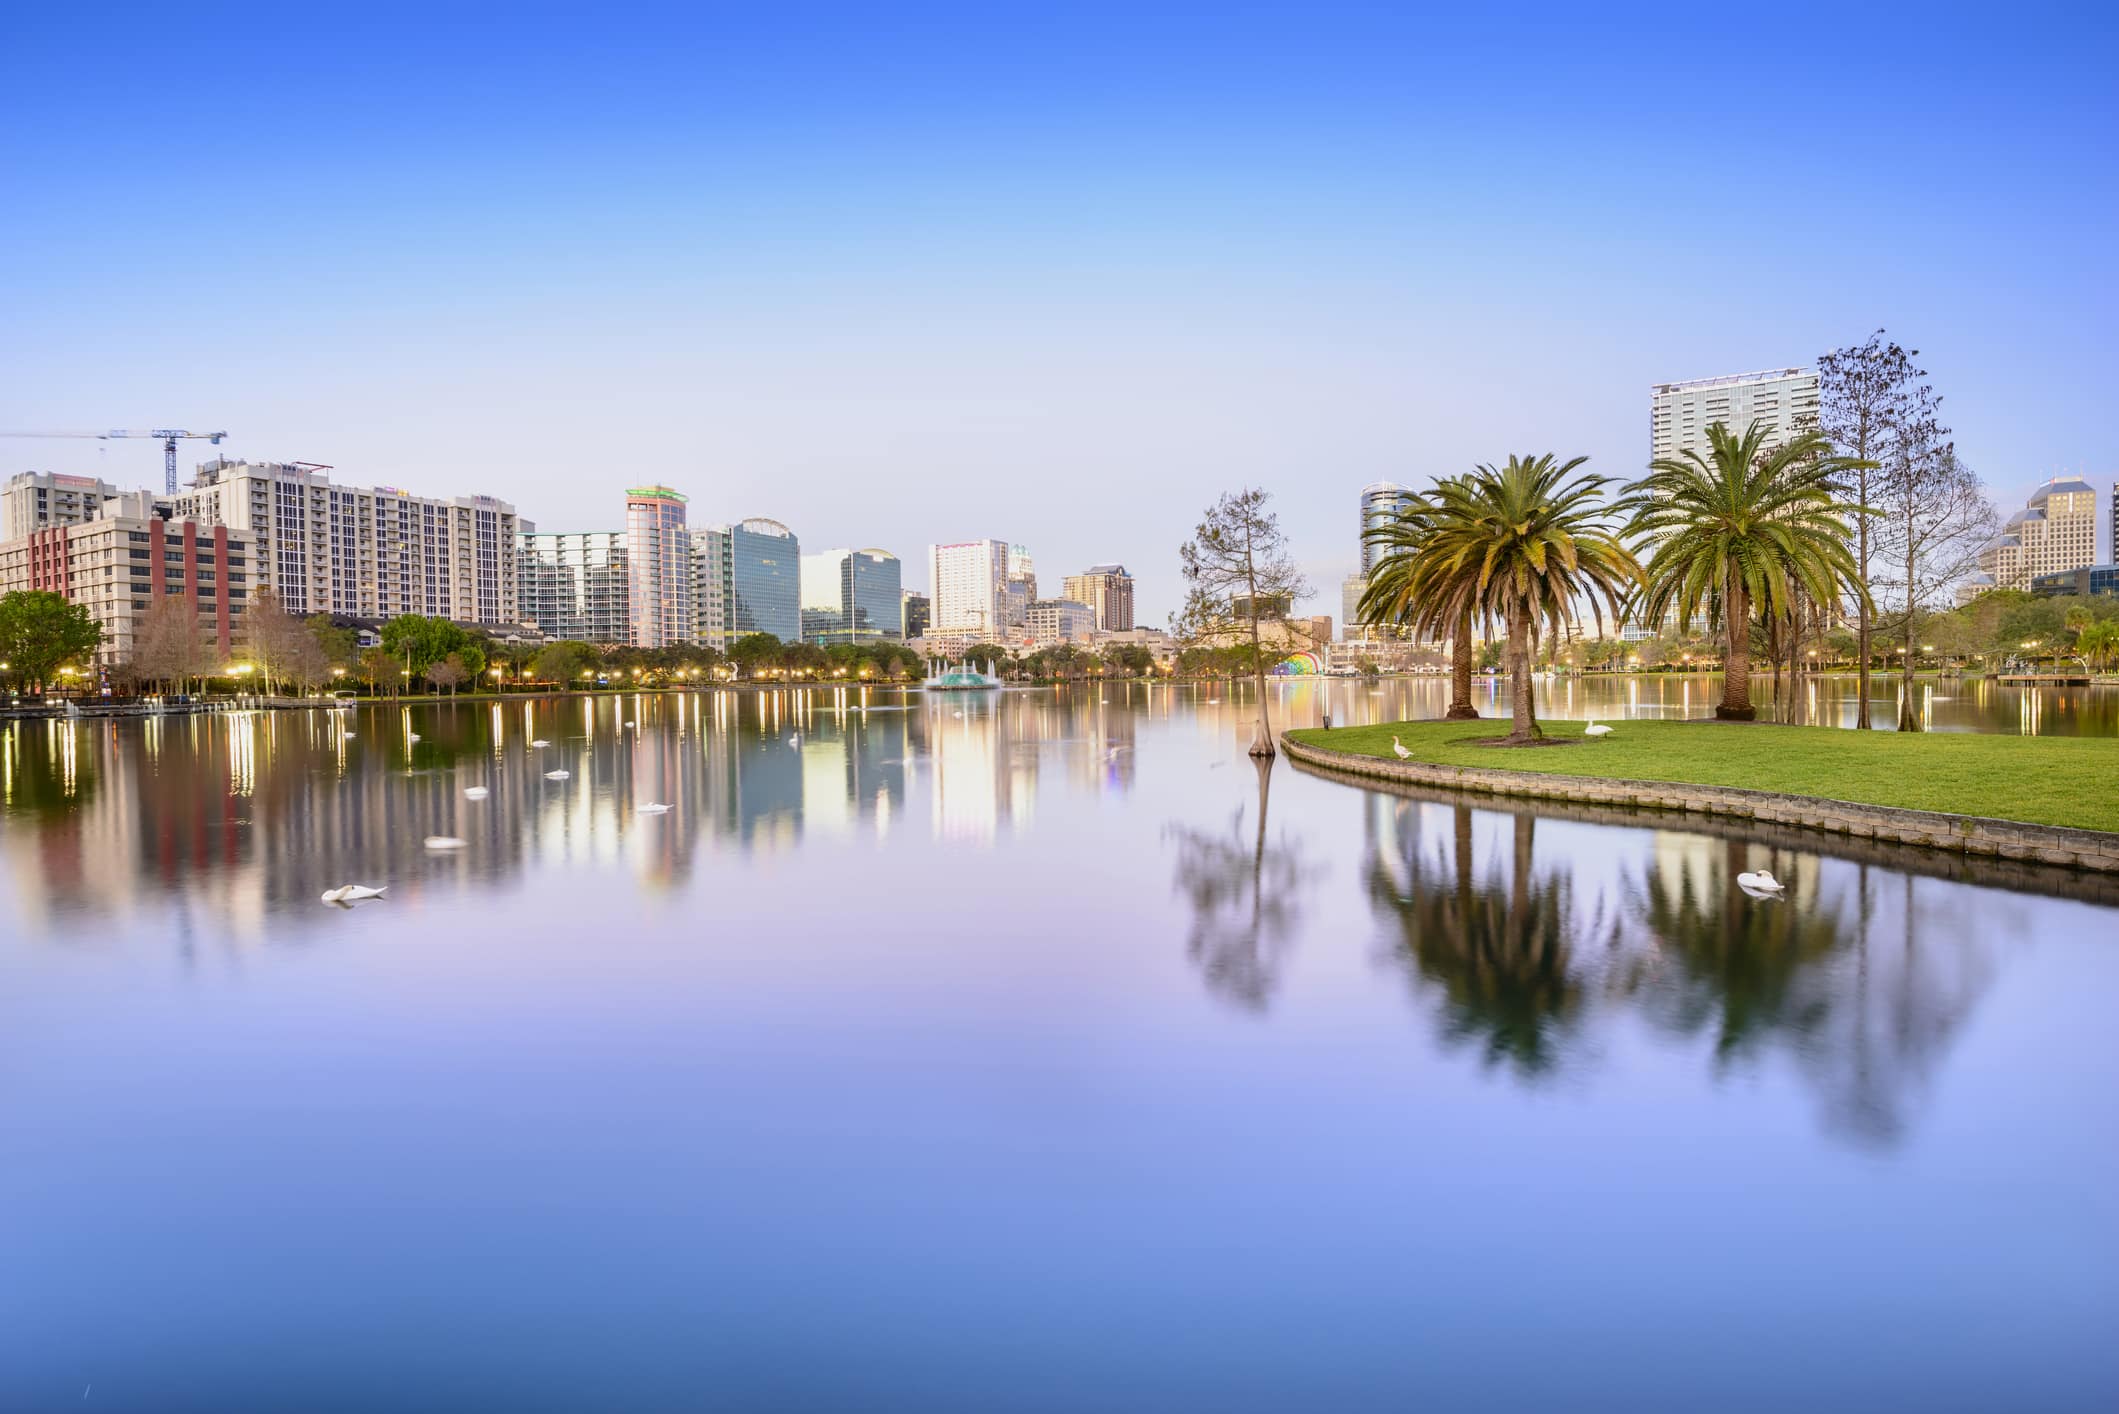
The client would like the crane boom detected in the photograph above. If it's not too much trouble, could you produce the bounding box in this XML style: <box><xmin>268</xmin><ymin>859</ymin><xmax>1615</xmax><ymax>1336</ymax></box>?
<box><xmin>0</xmin><ymin>428</ymin><xmax>229</xmax><ymax>494</ymax></box>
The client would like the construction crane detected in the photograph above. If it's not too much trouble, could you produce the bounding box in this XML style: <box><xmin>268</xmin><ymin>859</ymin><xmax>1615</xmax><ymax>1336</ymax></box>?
<box><xmin>0</xmin><ymin>428</ymin><xmax>230</xmax><ymax>494</ymax></box>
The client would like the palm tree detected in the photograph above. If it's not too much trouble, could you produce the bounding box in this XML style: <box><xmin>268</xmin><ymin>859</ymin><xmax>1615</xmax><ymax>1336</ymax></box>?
<box><xmin>1399</xmin><ymin>457</ymin><xmax>1638</xmax><ymax>745</ymax></box>
<box><xmin>1629</xmin><ymin>421</ymin><xmax>1873</xmax><ymax>721</ymax></box>
<box><xmin>1360</xmin><ymin>477</ymin><xmax>1481</xmax><ymax>720</ymax></box>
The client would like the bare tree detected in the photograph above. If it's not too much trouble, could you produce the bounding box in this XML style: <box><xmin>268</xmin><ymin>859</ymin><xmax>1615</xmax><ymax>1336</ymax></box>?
<box><xmin>1818</xmin><ymin>331</ymin><xmax>1931</xmax><ymax>729</ymax></box>
<box><xmin>241</xmin><ymin>587</ymin><xmax>309</xmax><ymax>696</ymax></box>
<box><xmin>1175</xmin><ymin>488</ymin><xmax>1311</xmax><ymax>757</ymax></box>
<box><xmin>1875</xmin><ymin>435</ymin><xmax>1994</xmax><ymax>730</ymax></box>
<box><xmin>130</xmin><ymin>595</ymin><xmax>214</xmax><ymax>694</ymax></box>
<box><xmin>426</xmin><ymin>652</ymin><xmax>467</xmax><ymax>696</ymax></box>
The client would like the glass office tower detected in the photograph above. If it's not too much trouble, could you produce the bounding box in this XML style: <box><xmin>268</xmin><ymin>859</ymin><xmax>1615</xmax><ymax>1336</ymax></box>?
<box><xmin>720</xmin><ymin>518</ymin><xmax>801</xmax><ymax>642</ymax></box>
<box><xmin>800</xmin><ymin>547</ymin><xmax>902</xmax><ymax>645</ymax></box>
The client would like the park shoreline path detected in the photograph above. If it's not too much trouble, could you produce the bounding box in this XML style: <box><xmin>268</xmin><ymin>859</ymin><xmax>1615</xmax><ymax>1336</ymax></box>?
<box><xmin>1282</xmin><ymin>732</ymin><xmax>2119</xmax><ymax>876</ymax></box>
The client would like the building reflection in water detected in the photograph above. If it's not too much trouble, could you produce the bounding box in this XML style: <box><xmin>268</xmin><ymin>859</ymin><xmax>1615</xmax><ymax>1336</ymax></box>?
<box><xmin>1359</xmin><ymin>789</ymin><xmax>1998</xmax><ymax>1148</ymax></box>
<box><xmin>0</xmin><ymin>685</ymin><xmax>1158</xmax><ymax>940</ymax></box>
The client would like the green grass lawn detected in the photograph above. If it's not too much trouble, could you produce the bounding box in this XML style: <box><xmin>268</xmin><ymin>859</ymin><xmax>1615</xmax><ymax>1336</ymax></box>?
<box><xmin>1284</xmin><ymin>718</ymin><xmax>2119</xmax><ymax>834</ymax></box>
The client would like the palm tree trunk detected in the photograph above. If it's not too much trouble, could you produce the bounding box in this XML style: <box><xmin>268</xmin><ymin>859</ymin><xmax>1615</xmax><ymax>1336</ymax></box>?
<box><xmin>1446</xmin><ymin>611</ymin><xmax>1478</xmax><ymax>720</ymax></box>
<box><xmin>1718</xmin><ymin>579</ymin><xmax>1755</xmax><ymax>720</ymax></box>
<box><xmin>1506</xmin><ymin>607</ymin><xmax>1538</xmax><ymax>744</ymax></box>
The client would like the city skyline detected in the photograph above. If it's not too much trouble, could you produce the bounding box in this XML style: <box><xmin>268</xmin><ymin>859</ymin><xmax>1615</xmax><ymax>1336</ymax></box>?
<box><xmin>4</xmin><ymin>5</ymin><xmax>2111</xmax><ymax>622</ymax></box>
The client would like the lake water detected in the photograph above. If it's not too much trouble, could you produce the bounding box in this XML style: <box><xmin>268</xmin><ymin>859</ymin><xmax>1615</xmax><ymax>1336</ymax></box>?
<box><xmin>3</xmin><ymin>679</ymin><xmax>2115</xmax><ymax>1411</ymax></box>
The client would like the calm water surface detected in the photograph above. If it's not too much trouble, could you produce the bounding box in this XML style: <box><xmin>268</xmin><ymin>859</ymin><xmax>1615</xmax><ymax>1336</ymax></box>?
<box><xmin>3</xmin><ymin>679</ymin><xmax>2115</xmax><ymax>1412</ymax></box>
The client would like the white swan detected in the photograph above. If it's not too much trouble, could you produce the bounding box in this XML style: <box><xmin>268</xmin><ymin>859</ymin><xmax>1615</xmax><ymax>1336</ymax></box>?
<box><xmin>531</xmin><ymin>738</ymin><xmax>549</xmax><ymax>748</ymax></box>
<box><xmin>342</xmin><ymin>730</ymin><xmax>356</xmax><ymax>738</ymax></box>
<box><xmin>338</xmin><ymin>884</ymin><xmax>387</xmax><ymax>901</ymax></box>
<box><xmin>463</xmin><ymin>786</ymin><xmax>489</xmax><ymax>800</ymax></box>
<box><xmin>408</xmin><ymin>732</ymin><xmax>421</xmax><ymax>742</ymax></box>
<box><xmin>1392</xmin><ymin>735</ymin><xmax>1412</xmax><ymax>759</ymax></box>
<box><xmin>544</xmin><ymin>769</ymin><xmax>571</xmax><ymax>780</ymax></box>
<box><xmin>1737</xmin><ymin>870</ymin><xmax>1785</xmax><ymax>895</ymax></box>
<box><xmin>1584</xmin><ymin>721</ymin><xmax>1613</xmax><ymax>738</ymax></box>
<box><xmin>788</xmin><ymin>733</ymin><xmax>801</xmax><ymax>747</ymax></box>
<box><xmin>637</xmin><ymin>802</ymin><xmax>673</xmax><ymax>815</ymax></box>
<box><xmin>625</xmin><ymin>720</ymin><xmax>636</xmax><ymax>728</ymax></box>
<box><xmin>423</xmin><ymin>836</ymin><xmax>466</xmax><ymax>850</ymax></box>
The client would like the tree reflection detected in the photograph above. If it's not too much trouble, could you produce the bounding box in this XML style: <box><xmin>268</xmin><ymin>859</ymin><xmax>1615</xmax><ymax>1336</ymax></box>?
<box><xmin>1353</xmin><ymin>783</ymin><xmax>1998</xmax><ymax>1147</ymax></box>
<box><xmin>1367</xmin><ymin>800</ymin><xmax>1622</xmax><ymax>1076</ymax></box>
<box><xmin>1166</xmin><ymin>756</ymin><xmax>1316</xmax><ymax>1012</ymax></box>
<box><xmin>1628</xmin><ymin>838</ymin><xmax>1845</xmax><ymax>1065</ymax></box>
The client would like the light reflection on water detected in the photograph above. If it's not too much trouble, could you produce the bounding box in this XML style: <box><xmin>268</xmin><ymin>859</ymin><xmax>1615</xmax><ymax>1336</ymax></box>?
<box><xmin>1</xmin><ymin>680</ymin><xmax>2114</xmax><ymax>1412</ymax></box>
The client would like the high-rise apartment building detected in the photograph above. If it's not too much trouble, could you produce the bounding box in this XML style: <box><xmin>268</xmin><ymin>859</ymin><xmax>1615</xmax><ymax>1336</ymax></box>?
<box><xmin>929</xmin><ymin>539</ymin><xmax>1013</xmax><ymax>638</ymax></box>
<box><xmin>1650</xmin><ymin>368</ymin><xmax>1819</xmax><ymax>464</ymax></box>
<box><xmin>0</xmin><ymin>471</ymin><xmax>123</xmax><ymax>542</ymax></box>
<box><xmin>1980</xmin><ymin>478</ymin><xmax>2097</xmax><ymax>590</ymax></box>
<box><xmin>171</xmin><ymin>458</ymin><xmax>520</xmax><ymax>626</ymax></box>
<box><xmin>691</xmin><ymin>531</ymin><xmax>727</xmax><ymax>649</ymax></box>
<box><xmin>1359</xmin><ymin>482</ymin><xmax>1415</xmax><ymax>575</ymax></box>
<box><xmin>0</xmin><ymin>489</ymin><xmax>255</xmax><ymax>666</ymax></box>
<box><xmin>1060</xmin><ymin>564</ymin><xmax>1134</xmax><ymax>632</ymax></box>
<box><xmin>517</xmin><ymin>531</ymin><xmax>630</xmax><ymax>643</ymax></box>
<box><xmin>625</xmin><ymin>486</ymin><xmax>692</xmax><ymax>649</ymax></box>
<box><xmin>800</xmin><ymin>547</ymin><xmax>903</xmax><ymax>645</ymax></box>
<box><xmin>697</xmin><ymin>518</ymin><xmax>801</xmax><ymax>644</ymax></box>
<box><xmin>901</xmin><ymin>590</ymin><xmax>930</xmax><ymax>640</ymax></box>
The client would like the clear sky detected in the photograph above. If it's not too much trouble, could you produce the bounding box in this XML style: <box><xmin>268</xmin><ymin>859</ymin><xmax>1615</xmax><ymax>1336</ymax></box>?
<box><xmin>3</xmin><ymin>2</ymin><xmax>2113</xmax><ymax>622</ymax></box>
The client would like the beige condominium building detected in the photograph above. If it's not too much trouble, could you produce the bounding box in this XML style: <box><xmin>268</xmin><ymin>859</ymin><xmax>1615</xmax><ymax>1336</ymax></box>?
<box><xmin>169</xmin><ymin>458</ymin><xmax>520</xmax><ymax>626</ymax></box>
<box><xmin>1061</xmin><ymin>564</ymin><xmax>1135</xmax><ymax>632</ymax></box>
<box><xmin>0</xmin><ymin>487</ymin><xmax>257</xmax><ymax>667</ymax></box>
<box><xmin>1978</xmin><ymin>477</ymin><xmax>2097</xmax><ymax>591</ymax></box>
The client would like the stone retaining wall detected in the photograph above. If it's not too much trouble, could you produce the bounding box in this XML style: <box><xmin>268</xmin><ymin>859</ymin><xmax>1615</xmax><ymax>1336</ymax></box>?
<box><xmin>1281</xmin><ymin>734</ymin><xmax>2119</xmax><ymax>876</ymax></box>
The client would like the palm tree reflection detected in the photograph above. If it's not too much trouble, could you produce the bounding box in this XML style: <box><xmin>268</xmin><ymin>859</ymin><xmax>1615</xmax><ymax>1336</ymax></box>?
<box><xmin>1368</xmin><ymin>801</ymin><xmax>1620</xmax><ymax>1076</ymax></box>
<box><xmin>1360</xmin><ymin>789</ymin><xmax>1995</xmax><ymax>1145</ymax></box>
<box><xmin>1166</xmin><ymin>757</ymin><xmax>1316</xmax><ymax>1012</ymax></box>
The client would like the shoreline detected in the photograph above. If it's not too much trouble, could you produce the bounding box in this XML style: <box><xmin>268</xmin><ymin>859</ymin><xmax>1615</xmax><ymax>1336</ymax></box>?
<box><xmin>1281</xmin><ymin>728</ymin><xmax>2119</xmax><ymax>875</ymax></box>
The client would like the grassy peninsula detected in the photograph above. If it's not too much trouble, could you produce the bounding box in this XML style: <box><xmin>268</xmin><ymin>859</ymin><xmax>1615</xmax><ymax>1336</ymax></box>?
<box><xmin>1285</xmin><ymin>719</ymin><xmax>2119</xmax><ymax>834</ymax></box>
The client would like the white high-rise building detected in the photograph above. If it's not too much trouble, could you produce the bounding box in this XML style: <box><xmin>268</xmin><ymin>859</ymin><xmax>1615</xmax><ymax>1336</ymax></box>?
<box><xmin>171</xmin><ymin>458</ymin><xmax>520</xmax><ymax>625</ymax></box>
<box><xmin>518</xmin><ymin>530</ymin><xmax>630</xmax><ymax>643</ymax></box>
<box><xmin>929</xmin><ymin>539</ymin><xmax>1013</xmax><ymax>639</ymax></box>
<box><xmin>1650</xmin><ymin>367</ymin><xmax>1819</xmax><ymax>464</ymax></box>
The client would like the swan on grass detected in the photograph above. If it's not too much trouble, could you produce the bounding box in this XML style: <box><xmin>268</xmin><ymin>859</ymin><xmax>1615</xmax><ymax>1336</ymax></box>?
<box><xmin>1584</xmin><ymin>721</ymin><xmax>1613</xmax><ymax>738</ymax></box>
<box><xmin>1392</xmin><ymin>735</ymin><xmax>1412</xmax><ymax>759</ymax></box>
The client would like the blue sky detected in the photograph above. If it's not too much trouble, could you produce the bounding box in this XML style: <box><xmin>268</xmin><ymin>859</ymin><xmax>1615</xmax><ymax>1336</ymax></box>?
<box><xmin>3</xmin><ymin>2</ymin><xmax>2113</xmax><ymax>620</ymax></box>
